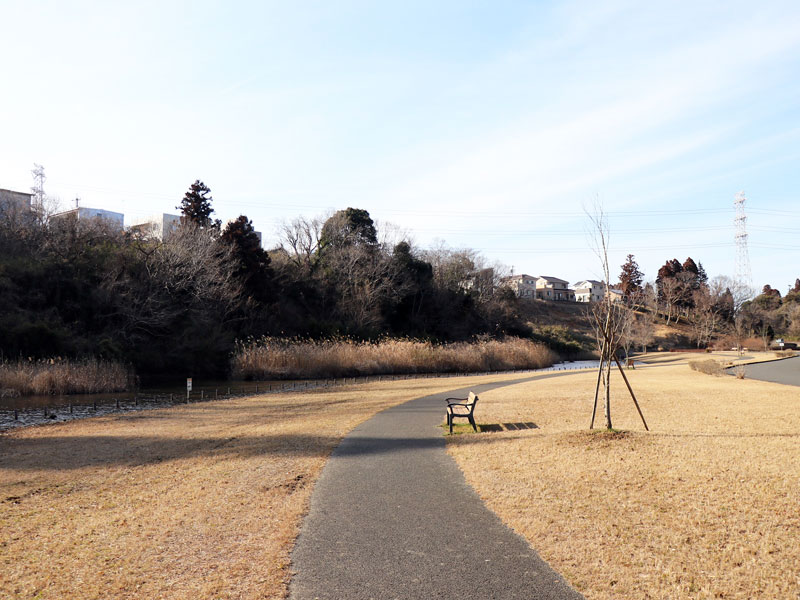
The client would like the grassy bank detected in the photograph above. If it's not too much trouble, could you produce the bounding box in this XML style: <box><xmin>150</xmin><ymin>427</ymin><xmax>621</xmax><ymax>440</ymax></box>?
<box><xmin>232</xmin><ymin>336</ymin><xmax>557</xmax><ymax>380</ymax></box>
<box><xmin>446</xmin><ymin>351</ymin><xmax>800</xmax><ymax>599</ymax></box>
<box><xmin>0</xmin><ymin>358</ymin><xmax>132</xmax><ymax>397</ymax></box>
<box><xmin>0</xmin><ymin>372</ymin><xmax>530</xmax><ymax>599</ymax></box>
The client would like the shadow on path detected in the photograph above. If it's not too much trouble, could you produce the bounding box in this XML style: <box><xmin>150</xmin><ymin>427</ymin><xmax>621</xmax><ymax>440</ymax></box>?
<box><xmin>289</xmin><ymin>373</ymin><xmax>584</xmax><ymax>600</ymax></box>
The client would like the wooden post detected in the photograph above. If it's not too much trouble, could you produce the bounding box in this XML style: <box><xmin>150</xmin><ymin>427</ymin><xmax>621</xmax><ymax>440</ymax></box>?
<box><xmin>116</xmin><ymin>399</ymin><xmax>120</xmax><ymax>409</ymax></box>
<box><xmin>69</xmin><ymin>403</ymin><xmax>73</xmax><ymax>413</ymax></box>
<box><xmin>215</xmin><ymin>389</ymin><xmax>218</xmax><ymax>399</ymax></box>
<box><xmin>14</xmin><ymin>408</ymin><xmax>18</xmax><ymax>420</ymax></box>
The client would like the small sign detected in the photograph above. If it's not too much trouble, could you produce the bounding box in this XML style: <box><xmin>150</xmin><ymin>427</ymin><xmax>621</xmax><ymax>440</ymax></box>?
<box><xmin>187</xmin><ymin>378</ymin><xmax>193</xmax><ymax>393</ymax></box>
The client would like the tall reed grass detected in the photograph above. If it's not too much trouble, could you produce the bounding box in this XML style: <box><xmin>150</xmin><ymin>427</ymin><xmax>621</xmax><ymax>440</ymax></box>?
<box><xmin>232</xmin><ymin>337</ymin><xmax>558</xmax><ymax>380</ymax></box>
<box><xmin>0</xmin><ymin>358</ymin><xmax>133</xmax><ymax>396</ymax></box>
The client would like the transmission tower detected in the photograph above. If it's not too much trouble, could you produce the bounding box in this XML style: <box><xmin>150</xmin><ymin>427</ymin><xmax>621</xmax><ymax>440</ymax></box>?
<box><xmin>734</xmin><ymin>191</ymin><xmax>752</xmax><ymax>291</ymax></box>
<box><xmin>31</xmin><ymin>163</ymin><xmax>46</xmax><ymax>212</ymax></box>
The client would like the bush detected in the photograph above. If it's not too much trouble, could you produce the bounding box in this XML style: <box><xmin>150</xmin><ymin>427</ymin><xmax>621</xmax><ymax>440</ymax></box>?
<box><xmin>688</xmin><ymin>359</ymin><xmax>723</xmax><ymax>376</ymax></box>
<box><xmin>774</xmin><ymin>350</ymin><xmax>795</xmax><ymax>358</ymax></box>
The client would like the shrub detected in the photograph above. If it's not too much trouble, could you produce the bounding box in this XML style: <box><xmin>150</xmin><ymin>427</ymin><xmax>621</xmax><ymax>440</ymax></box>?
<box><xmin>774</xmin><ymin>350</ymin><xmax>795</xmax><ymax>358</ymax></box>
<box><xmin>688</xmin><ymin>359</ymin><xmax>723</xmax><ymax>376</ymax></box>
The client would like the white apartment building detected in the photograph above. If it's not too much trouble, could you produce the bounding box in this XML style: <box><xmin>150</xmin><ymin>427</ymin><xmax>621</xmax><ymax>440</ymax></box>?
<box><xmin>52</xmin><ymin>206</ymin><xmax>124</xmax><ymax>229</ymax></box>
<box><xmin>129</xmin><ymin>213</ymin><xmax>181</xmax><ymax>240</ymax></box>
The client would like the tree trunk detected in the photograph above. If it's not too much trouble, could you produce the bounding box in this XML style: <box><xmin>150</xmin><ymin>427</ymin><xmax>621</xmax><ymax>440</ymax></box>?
<box><xmin>603</xmin><ymin>353</ymin><xmax>612</xmax><ymax>429</ymax></box>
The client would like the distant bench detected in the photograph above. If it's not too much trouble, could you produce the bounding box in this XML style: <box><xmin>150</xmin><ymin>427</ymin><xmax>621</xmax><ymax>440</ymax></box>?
<box><xmin>445</xmin><ymin>391</ymin><xmax>479</xmax><ymax>434</ymax></box>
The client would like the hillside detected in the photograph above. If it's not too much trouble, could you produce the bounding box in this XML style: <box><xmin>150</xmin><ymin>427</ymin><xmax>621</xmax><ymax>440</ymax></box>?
<box><xmin>518</xmin><ymin>299</ymin><xmax>703</xmax><ymax>353</ymax></box>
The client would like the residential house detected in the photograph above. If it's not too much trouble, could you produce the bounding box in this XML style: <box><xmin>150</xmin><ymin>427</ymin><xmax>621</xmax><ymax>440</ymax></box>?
<box><xmin>535</xmin><ymin>276</ymin><xmax>575</xmax><ymax>301</ymax></box>
<box><xmin>574</xmin><ymin>279</ymin><xmax>605</xmax><ymax>303</ymax></box>
<box><xmin>608</xmin><ymin>288</ymin><xmax>625</xmax><ymax>303</ymax></box>
<box><xmin>501</xmin><ymin>273</ymin><xmax>538</xmax><ymax>299</ymax></box>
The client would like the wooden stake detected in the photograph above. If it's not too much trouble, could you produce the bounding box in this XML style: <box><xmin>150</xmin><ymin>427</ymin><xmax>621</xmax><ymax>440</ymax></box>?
<box><xmin>613</xmin><ymin>356</ymin><xmax>649</xmax><ymax>431</ymax></box>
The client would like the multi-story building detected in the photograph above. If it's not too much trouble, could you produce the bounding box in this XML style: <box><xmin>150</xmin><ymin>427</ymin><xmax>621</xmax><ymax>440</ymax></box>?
<box><xmin>0</xmin><ymin>188</ymin><xmax>33</xmax><ymax>218</ymax></box>
<box><xmin>129</xmin><ymin>213</ymin><xmax>181</xmax><ymax>240</ymax></box>
<box><xmin>51</xmin><ymin>206</ymin><xmax>124</xmax><ymax>229</ymax></box>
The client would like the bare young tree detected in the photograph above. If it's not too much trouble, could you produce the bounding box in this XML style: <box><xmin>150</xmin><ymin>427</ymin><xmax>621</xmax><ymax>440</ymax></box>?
<box><xmin>587</xmin><ymin>203</ymin><xmax>648</xmax><ymax>431</ymax></box>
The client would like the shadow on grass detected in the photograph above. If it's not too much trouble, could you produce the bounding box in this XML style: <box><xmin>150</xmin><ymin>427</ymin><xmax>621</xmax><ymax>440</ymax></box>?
<box><xmin>444</xmin><ymin>422</ymin><xmax>538</xmax><ymax>434</ymax></box>
<box><xmin>0</xmin><ymin>370</ymin><xmax>585</xmax><ymax>473</ymax></box>
<box><xmin>0</xmin><ymin>430</ymin><xmax>525</xmax><ymax>472</ymax></box>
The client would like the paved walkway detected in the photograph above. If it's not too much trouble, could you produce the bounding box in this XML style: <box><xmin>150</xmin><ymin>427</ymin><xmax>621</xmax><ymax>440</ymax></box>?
<box><xmin>736</xmin><ymin>355</ymin><xmax>800</xmax><ymax>386</ymax></box>
<box><xmin>289</xmin><ymin>374</ymin><xmax>585</xmax><ymax>600</ymax></box>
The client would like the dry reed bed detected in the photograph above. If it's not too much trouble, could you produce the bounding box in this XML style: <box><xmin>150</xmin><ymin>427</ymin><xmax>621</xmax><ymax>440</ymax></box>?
<box><xmin>446</xmin><ymin>353</ymin><xmax>800</xmax><ymax>599</ymax></box>
<box><xmin>0</xmin><ymin>358</ymin><xmax>132</xmax><ymax>397</ymax></box>
<box><xmin>0</xmin><ymin>373</ymin><xmax>526</xmax><ymax>599</ymax></box>
<box><xmin>232</xmin><ymin>337</ymin><xmax>557</xmax><ymax>380</ymax></box>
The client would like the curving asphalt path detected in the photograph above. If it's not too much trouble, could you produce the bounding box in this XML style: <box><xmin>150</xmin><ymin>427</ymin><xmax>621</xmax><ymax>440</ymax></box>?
<box><xmin>735</xmin><ymin>355</ymin><xmax>800</xmax><ymax>386</ymax></box>
<box><xmin>289</xmin><ymin>373</ymin><xmax>585</xmax><ymax>600</ymax></box>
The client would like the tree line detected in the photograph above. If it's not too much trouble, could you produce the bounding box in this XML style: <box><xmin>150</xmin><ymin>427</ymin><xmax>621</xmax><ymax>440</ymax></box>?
<box><xmin>0</xmin><ymin>181</ymin><xmax>534</xmax><ymax>378</ymax></box>
<box><xmin>614</xmin><ymin>253</ymin><xmax>800</xmax><ymax>350</ymax></box>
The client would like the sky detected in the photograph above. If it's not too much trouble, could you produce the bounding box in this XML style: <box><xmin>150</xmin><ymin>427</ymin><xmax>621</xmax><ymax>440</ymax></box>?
<box><xmin>2</xmin><ymin>0</ymin><xmax>800</xmax><ymax>292</ymax></box>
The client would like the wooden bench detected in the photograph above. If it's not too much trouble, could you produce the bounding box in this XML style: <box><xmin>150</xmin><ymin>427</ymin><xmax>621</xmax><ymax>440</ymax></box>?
<box><xmin>445</xmin><ymin>391</ymin><xmax>479</xmax><ymax>434</ymax></box>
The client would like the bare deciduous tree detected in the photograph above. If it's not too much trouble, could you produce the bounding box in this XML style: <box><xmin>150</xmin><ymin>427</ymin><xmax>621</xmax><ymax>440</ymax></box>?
<box><xmin>587</xmin><ymin>203</ymin><xmax>648</xmax><ymax>431</ymax></box>
<box><xmin>278</xmin><ymin>215</ymin><xmax>325</xmax><ymax>272</ymax></box>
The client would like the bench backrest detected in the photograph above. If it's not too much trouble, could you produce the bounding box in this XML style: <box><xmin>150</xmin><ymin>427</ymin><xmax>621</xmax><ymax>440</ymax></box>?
<box><xmin>467</xmin><ymin>391</ymin><xmax>478</xmax><ymax>410</ymax></box>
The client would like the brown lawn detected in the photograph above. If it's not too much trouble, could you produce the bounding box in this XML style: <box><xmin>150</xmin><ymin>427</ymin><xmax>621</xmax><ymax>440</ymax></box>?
<box><xmin>446</xmin><ymin>352</ymin><xmax>800</xmax><ymax>599</ymax></box>
<box><xmin>0</xmin><ymin>374</ymin><xmax>522</xmax><ymax>600</ymax></box>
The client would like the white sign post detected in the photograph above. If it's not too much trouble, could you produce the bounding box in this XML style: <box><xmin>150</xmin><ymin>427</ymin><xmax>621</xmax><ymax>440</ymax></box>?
<box><xmin>187</xmin><ymin>378</ymin><xmax>193</xmax><ymax>400</ymax></box>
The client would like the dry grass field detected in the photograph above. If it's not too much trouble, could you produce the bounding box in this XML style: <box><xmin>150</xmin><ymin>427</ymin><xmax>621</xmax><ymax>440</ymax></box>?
<box><xmin>0</xmin><ymin>373</ymin><xmax>524</xmax><ymax>600</ymax></box>
<box><xmin>446</xmin><ymin>352</ymin><xmax>800</xmax><ymax>599</ymax></box>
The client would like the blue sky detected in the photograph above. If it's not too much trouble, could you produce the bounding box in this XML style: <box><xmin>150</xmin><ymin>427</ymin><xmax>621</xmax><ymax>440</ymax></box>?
<box><xmin>2</xmin><ymin>1</ymin><xmax>800</xmax><ymax>291</ymax></box>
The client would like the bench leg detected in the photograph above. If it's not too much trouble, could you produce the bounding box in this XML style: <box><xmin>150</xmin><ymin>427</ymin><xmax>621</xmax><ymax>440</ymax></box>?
<box><xmin>468</xmin><ymin>414</ymin><xmax>477</xmax><ymax>433</ymax></box>
<box><xmin>448</xmin><ymin>412</ymin><xmax>453</xmax><ymax>434</ymax></box>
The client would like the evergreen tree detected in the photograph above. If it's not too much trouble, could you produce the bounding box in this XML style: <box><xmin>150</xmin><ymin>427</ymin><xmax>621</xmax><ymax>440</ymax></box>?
<box><xmin>178</xmin><ymin>180</ymin><xmax>220</xmax><ymax>229</ymax></box>
<box><xmin>697</xmin><ymin>262</ymin><xmax>708</xmax><ymax>287</ymax></box>
<box><xmin>618</xmin><ymin>254</ymin><xmax>644</xmax><ymax>299</ymax></box>
<box><xmin>319</xmin><ymin>207</ymin><xmax>377</xmax><ymax>253</ymax></box>
<box><xmin>220</xmin><ymin>215</ymin><xmax>272</xmax><ymax>303</ymax></box>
